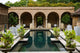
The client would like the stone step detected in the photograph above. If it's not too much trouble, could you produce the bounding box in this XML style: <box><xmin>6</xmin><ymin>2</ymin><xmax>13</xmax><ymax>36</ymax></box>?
<box><xmin>8</xmin><ymin>51</ymin><xmax>68</xmax><ymax>53</ymax></box>
<box><xmin>50</xmin><ymin>38</ymin><xmax>59</xmax><ymax>41</ymax></box>
<box><xmin>20</xmin><ymin>38</ymin><xmax>28</xmax><ymax>41</ymax></box>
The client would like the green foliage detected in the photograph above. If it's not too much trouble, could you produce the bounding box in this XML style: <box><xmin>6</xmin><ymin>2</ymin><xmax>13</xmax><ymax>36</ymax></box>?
<box><xmin>28</xmin><ymin>2</ymin><xmax>38</xmax><ymax>7</ymax></box>
<box><xmin>8</xmin><ymin>13</ymin><xmax>18</xmax><ymax>26</ymax></box>
<box><xmin>37</xmin><ymin>16</ymin><xmax>43</xmax><ymax>26</ymax></box>
<box><xmin>18</xmin><ymin>26</ymin><xmax>25</xmax><ymax>39</ymax></box>
<box><xmin>75</xmin><ymin>36</ymin><xmax>80</xmax><ymax>42</ymax></box>
<box><xmin>64</xmin><ymin>30</ymin><xmax>76</xmax><ymax>48</ymax></box>
<box><xmin>64</xmin><ymin>30</ymin><xmax>75</xmax><ymax>39</ymax></box>
<box><xmin>5</xmin><ymin>0</ymin><xmax>80</xmax><ymax>10</ymax></box>
<box><xmin>5</xmin><ymin>0</ymin><xmax>27</xmax><ymax>7</ymax></box>
<box><xmin>0</xmin><ymin>31</ymin><xmax>14</xmax><ymax>48</ymax></box>
<box><xmin>61</xmin><ymin>14</ymin><xmax>71</xmax><ymax>24</ymax></box>
<box><xmin>53</xmin><ymin>27</ymin><xmax>60</xmax><ymax>38</ymax></box>
<box><xmin>40</xmin><ymin>2</ymin><xmax>50</xmax><ymax>7</ymax></box>
<box><xmin>74</xmin><ymin>2</ymin><xmax>80</xmax><ymax>10</ymax></box>
<box><xmin>5</xmin><ymin>1</ymin><xmax>13</xmax><ymax>7</ymax></box>
<box><xmin>52</xmin><ymin>3</ymin><xmax>67</xmax><ymax>7</ymax></box>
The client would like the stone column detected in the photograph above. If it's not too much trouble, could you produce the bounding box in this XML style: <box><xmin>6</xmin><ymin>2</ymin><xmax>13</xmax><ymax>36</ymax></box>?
<box><xmin>19</xmin><ymin>15</ymin><xmax>21</xmax><ymax>25</ymax></box>
<box><xmin>32</xmin><ymin>18</ymin><xmax>34</xmax><ymax>29</ymax></box>
<box><xmin>46</xmin><ymin>19</ymin><xmax>47</xmax><ymax>28</ymax></box>
<box><xmin>59</xmin><ymin>16</ymin><xmax>61</xmax><ymax>28</ymax></box>
<box><xmin>45</xmin><ymin>15</ymin><xmax>47</xmax><ymax>28</ymax></box>
<box><xmin>19</xmin><ymin>19</ymin><xmax>21</xmax><ymax>25</ymax></box>
<box><xmin>32</xmin><ymin>14</ymin><xmax>35</xmax><ymax>29</ymax></box>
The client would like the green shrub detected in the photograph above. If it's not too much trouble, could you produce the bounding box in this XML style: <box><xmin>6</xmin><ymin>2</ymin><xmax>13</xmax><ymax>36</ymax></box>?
<box><xmin>8</xmin><ymin>13</ymin><xmax>18</xmax><ymax>26</ymax></box>
<box><xmin>67</xmin><ymin>2</ymin><xmax>74</xmax><ymax>7</ymax></box>
<box><xmin>64</xmin><ymin>30</ymin><xmax>76</xmax><ymax>48</ymax></box>
<box><xmin>5</xmin><ymin>0</ymin><xmax>80</xmax><ymax>10</ymax></box>
<box><xmin>53</xmin><ymin>27</ymin><xmax>60</xmax><ymax>39</ymax></box>
<box><xmin>0</xmin><ymin>31</ymin><xmax>14</xmax><ymax>48</ymax></box>
<box><xmin>40</xmin><ymin>2</ymin><xmax>50</xmax><ymax>7</ymax></box>
<box><xmin>54</xmin><ymin>3</ymin><xmax>67</xmax><ymax>7</ymax></box>
<box><xmin>74</xmin><ymin>2</ymin><xmax>80</xmax><ymax>10</ymax></box>
<box><xmin>61</xmin><ymin>14</ymin><xmax>71</xmax><ymax>24</ymax></box>
<box><xmin>18</xmin><ymin>26</ymin><xmax>25</xmax><ymax>39</ymax></box>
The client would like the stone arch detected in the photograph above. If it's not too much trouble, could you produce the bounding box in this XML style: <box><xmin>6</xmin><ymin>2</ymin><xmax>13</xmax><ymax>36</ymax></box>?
<box><xmin>48</xmin><ymin>12</ymin><xmax>59</xmax><ymax>27</ymax></box>
<box><xmin>21</xmin><ymin>12</ymin><xmax>32</xmax><ymax>28</ymax></box>
<box><xmin>34</xmin><ymin>12</ymin><xmax>46</xmax><ymax>28</ymax></box>
<box><xmin>61</xmin><ymin>12</ymin><xmax>72</xmax><ymax>25</ymax></box>
<box><xmin>8</xmin><ymin>12</ymin><xmax>19</xmax><ymax>27</ymax></box>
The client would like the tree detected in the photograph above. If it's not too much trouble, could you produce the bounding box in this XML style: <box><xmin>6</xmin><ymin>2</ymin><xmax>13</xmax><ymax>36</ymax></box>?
<box><xmin>61</xmin><ymin>14</ymin><xmax>71</xmax><ymax>24</ymax></box>
<box><xmin>37</xmin><ymin>16</ymin><xmax>43</xmax><ymax>26</ymax></box>
<box><xmin>5</xmin><ymin>0</ymin><xmax>28</xmax><ymax>7</ymax></box>
<box><xmin>8</xmin><ymin>13</ymin><xmax>18</xmax><ymax>26</ymax></box>
<box><xmin>74</xmin><ymin>2</ymin><xmax>80</xmax><ymax>10</ymax></box>
<box><xmin>37</xmin><ymin>0</ymin><xmax>46</xmax><ymax>3</ymax></box>
<box><xmin>5</xmin><ymin>1</ymin><xmax>13</xmax><ymax>7</ymax></box>
<box><xmin>4</xmin><ymin>0</ymin><xmax>80</xmax><ymax>10</ymax></box>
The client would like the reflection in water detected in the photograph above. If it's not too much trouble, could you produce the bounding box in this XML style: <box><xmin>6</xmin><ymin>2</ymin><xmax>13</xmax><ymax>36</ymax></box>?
<box><xmin>47</xmin><ymin>31</ymin><xmax>51</xmax><ymax>37</ymax></box>
<box><xmin>47</xmin><ymin>35</ymin><xmax>59</xmax><ymax>51</ymax></box>
<box><xmin>19</xmin><ymin>36</ymin><xmax>32</xmax><ymax>51</ymax></box>
<box><xmin>11</xmin><ymin>31</ymin><xmax>66</xmax><ymax>51</ymax></box>
<box><xmin>34</xmin><ymin>31</ymin><xmax>46</xmax><ymax>48</ymax></box>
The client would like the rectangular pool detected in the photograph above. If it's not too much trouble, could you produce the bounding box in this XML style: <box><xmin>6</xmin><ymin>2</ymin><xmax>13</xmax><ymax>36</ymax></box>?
<box><xmin>11</xmin><ymin>30</ymin><xmax>66</xmax><ymax>52</ymax></box>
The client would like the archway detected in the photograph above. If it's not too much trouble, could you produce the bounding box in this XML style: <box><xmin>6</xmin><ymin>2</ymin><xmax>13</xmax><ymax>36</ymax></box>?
<box><xmin>8</xmin><ymin>12</ymin><xmax>19</xmax><ymax>27</ymax></box>
<box><xmin>21</xmin><ymin>12</ymin><xmax>32</xmax><ymax>28</ymax></box>
<box><xmin>34</xmin><ymin>12</ymin><xmax>46</xmax><ymax>28</ymax></box>
<box><xmin>61</xmin><ymin>12</ymin><xmax>72</xmax><ymax>28</ymax></box>
<box><xmin>48</xmin><ymin>12</ymin><xmax>59</xmax><ymax>27</ymax></box>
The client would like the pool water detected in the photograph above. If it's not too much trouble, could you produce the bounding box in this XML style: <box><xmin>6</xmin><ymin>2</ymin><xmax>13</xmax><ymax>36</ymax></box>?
<box><xmin>11</xmin><ymin>30</ymin><xmax>66</xmax><ymax>52</ymax></box>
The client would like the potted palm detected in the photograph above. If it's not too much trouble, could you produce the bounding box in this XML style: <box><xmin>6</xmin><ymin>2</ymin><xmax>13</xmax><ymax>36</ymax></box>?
<box><xmin>64</xmin><ymin>30</ymin><xmax>76</xmax><ymax>53</ymax></box>
<box><xmin>0</xmin><ymin>31</ymin><xmax>14</xmax><ymax>53</ymax></box>
<box><xmin>53</xmin><ymin>27</ymin><xmax>60</xmax><ymax>39</ymax></box>
<box><xmin>18</xmin><ymin>26</ymin><xmax>25</xmax><ymax>39</ymax></box>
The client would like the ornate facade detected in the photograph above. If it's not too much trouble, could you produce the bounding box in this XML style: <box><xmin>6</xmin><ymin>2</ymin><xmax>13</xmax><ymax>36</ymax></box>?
<box><xmin>8</xmin><ymin>7</ymin><xmax>74</xmax><ymax>29</ymax></box>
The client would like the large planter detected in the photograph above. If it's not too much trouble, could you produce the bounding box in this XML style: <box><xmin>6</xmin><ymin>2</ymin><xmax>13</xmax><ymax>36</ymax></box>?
<box><xmin>65</xmin><ymin>47</ymin><xmax>75</xmax><ymax>53</ymax></box>
<box><xmin>55</xmin><ymin>36</ymin><xmax>59</xmax><ymax>39</ymax></box>
<box><xmin>0</xmin><ymin>48</ymin><xmax>11</xmax><ymax>53</ymax></box>
<box><xmin>50</xmin><ymin>38</ymin><xmax>59</xmax><ymax>42</ymax></box>
<box><xmin>65</xmin><ymin>47</ymin><xmax>75</xmax><ymax>51</ymax></box>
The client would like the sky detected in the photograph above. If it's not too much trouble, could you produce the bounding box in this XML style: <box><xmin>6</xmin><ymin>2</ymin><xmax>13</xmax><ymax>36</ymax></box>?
<box><xmin>0</xmin><ymin>0</ymin><xmax>20</xmax><ymax>4</ymax></box>
<box><xmin>0</xmin><ymin>0</ymin><xmax>37</xmax><ymax>4</ymax></box>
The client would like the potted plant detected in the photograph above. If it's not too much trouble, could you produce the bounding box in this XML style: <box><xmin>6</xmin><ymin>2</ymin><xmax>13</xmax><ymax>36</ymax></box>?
<box><xmin>0</xmin><ymin>31</ymin><xmax>14</xmax><ymax>53</ymax></box>
<box><xmin>18</xmin><ymin>26</ymin><xmax>25</xmax><ymax>39</ymax></box>
<box><xmin>64</xmin><ymin>30</ymin><xmax>76</xmax><ymax>53</ymax></box>
<box><xmin>53</xmin><ymin>27</ymin><xmax>60</xmax><ymax>39</ymax></box>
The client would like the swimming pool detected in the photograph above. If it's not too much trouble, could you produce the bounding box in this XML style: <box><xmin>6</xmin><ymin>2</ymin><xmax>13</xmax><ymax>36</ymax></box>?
<box><xmin>11</xmin><ymin>30</ymin><xmax>66</xmax><ymax>52</ymax></box>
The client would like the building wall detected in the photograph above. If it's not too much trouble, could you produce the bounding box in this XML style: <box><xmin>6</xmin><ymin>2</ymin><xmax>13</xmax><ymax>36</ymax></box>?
<box><xmin>72</xmin><ymin>16</ymin><xmax>80</xmax><ymax>28</ymax></box>
<box><xmin>0</xmin><ymin>6</ymin><xmax>8</xmax><ymax>31</ymax></box>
